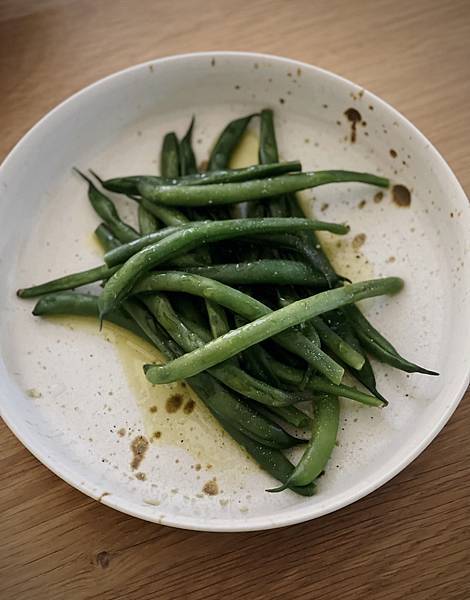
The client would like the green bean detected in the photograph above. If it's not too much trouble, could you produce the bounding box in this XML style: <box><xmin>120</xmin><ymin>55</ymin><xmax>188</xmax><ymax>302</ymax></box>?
<box><xmin>324</xmin><ymin>309</ymin><xmax>387</xmax><ymax>404</ymax></box>
<box><xmin>144</xmin><ymin>293</ymin><xmax>304</xmax><ymax>408</ymax></box>
<box><xmin>17</xmin><ymin>263</ymin><xmax>120</xmax><ymax>298</ymax></box>
<box><xmin>143</xmin><ymin>277</ymin><xmax>403</xmax><ymax>384</ymax></box>
<box><xmin>286</xmin><ymin>195</ymin><xmax>341</xmax><ymax>287</ymax></box>
<box><xmin>204</xmin><ymin>299</ymin><xmax>230</xmax><ymax>338</ymax></box>
<box><xmin>266</xmin><ymin>355</ymin><xmax>383</xmax><ymax>407</ymax></box>
<box><xmin>179</xmin><ymin>116</ymin><xmax>198</xmax><ymax>176</ymax></box>
<box><xmin>277</xmin><ymin>290</ymin><xmax>364</xmax><ymax>368</ymax></box>
<box><xmin>311</xmin><ymin>316</ymin><xmax>365</xmax><ymax>370</ymax></box>
<box><xmin>209</xmin><ymin>414</ymin><xmax>315</xmax><ymax>496</ymax></box>
<box><xmin>139</xmin><ymin>198</ymin><xmax>189</xmax><ymax>227</ymax></box>
<box><xmin>268</xmin><ymin>394</ymin><xmax>339</xmax><ymax>492</ymax></box>
<box><xmin>161</xmin><ymin>132</ymin><xmax>180</xmax><ymax>178</ymax></box>
<box><xmin>258</xmin><ymin>108</ymin><xmax>290</xmax><ymax>218</ymax></box>
<box><xmin>98</xmin><ymin>218</ymin><xmax>349</xmax><ymax>316</ymax></box>
<box><xmin>345</xmin><ymin>305</ymin><xmax>438</xmax><ymax>375</ymax></box>
<box><xmin>181</xmin><ymin>260</ymin><xmax>328</xmax><ymax>287</ymax></box>
<box><xmin>94</xmin><ymin>224</ymin><xmax>121</xmax><ymax>252</ymax></box>
<box><xmin>74</xmin><ymin>169</ymin><xmax>139</xmax><ymax>243</ymax></box>
<box><xmin>259</xmin><ymin>109</ymin><xmax>279</xmax><ymax>164</ymax></box>
<box><xmin>263</xmin><ymin>405</ymin><xmax>312</xmax><ymax>429</ymax></box>
<box><xmin>103</xmin><ymin>224</ymin><xmax>208</xmax><ymax>268</ymax></box>
<box><xmin>134</xmin><ymin>272</ymin><xmax>343</xmax><ymax>383</ymax></box>
<box><xmin>138</xmin><ymin>205</ymin><xmax>160</xmax><ymax>235</ymax></box>
<box><xmin>98</xmin><ymin>161</ymin><xmax>302</xmax><ymax>195</ymax></box>
<box><xmin>138</xmin><ymin>170</ymin><xmax>389</xmax><ymax>207</ymax></box>
<box><xmin>208</xmin><ymin>113</ymin><xmax>257</xmax><ymax>171</ymax></box>
<box><xmin>32</xmin><ymin>292</ymin><xmax>149</xmax><ymax>342</ymax></box>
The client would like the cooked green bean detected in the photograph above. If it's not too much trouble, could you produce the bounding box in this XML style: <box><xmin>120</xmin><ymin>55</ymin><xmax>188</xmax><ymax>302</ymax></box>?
<box><xmin>259</xmin><ymin>109</ymin><xmax>279</xmax><ymax>164</ymax></box>
<box><xmin>311</xmin><ymin>316</ymin><xmax>365</xmax><ymax>370</ymax></box>
<box><xmin>138</xmin><ymin>170</ymin><xmax>389</xmax><ymax>207</ymax></box>
<box><xmin>212</xmin><ymin>415</ymin><xmax>315</xmax><ymax>496</ymax></box>
<box><xmin>94</xmin><ymin>223</ymin><xmax>121</xmax><ymax>252</ymax></box>
<box><xmin>277</xmin><ymin>291</ymin><xmax>364</xmax><ymax>368</ymax></box>
<box><xmin>204</xmin><ymin>299</ymin><xmax>230</xmax><ymax>338</ymax></box>
<box><xmin>246</xmin><ymin>231</ymin><xmax>347</xmax><ymax>286</ymax></box>
<box><xmin>179</xmin><ymin>116</ymin><xmax>198</xmax><ymax>176</ymax></box>
<box><xmin>259</xmin><ymin>108</ymin><xmax>289</xmax><ymax>218</ymax></box>
<box><xmin>17</xmin><ymin>263</ymin><xmax>119</xmax><ymax>298</ymax></box>
<box><xmin>74</xmin><ymin>169</ymin><xmax>139</xmax><ymax>243</ymax></box>
<box><xmin>161</xmin><ymin>132</ymin><xmax>180</xmax><ymax>178</ymax></box>
<box><xmin>345</xmin><ymin>305</ymin><xmax>438</xmax><ymax>375</ymax></box>
<box><xmin>268</xmin><ymin>394</ymin><xmax>339</xmax><ymax>492</ymax></box>
<box><xmin>98</xmin><ymin>161</ymin><xmax>302</xmax><ymax>195</ymax></box>
<box><xmin>286</xmin><ymin>195</ymin><xmax>341</xmax><ymax>287</ymax></box>
<box><xmin>98</xmin><ymin>218</ymin><xmax>349</xmax><ymax>317</ymax></box>
<box><xmin>181</xmin><ymin>260</ymin><xmax>328</xmax><ymax>287</ymax></box>
<box><xmin>144</xmin><ymin>277</ymin><xmax>403</xmax><ymax>384</ymax></box>
<box><xmin>32</xmin><ymin>292</ymin><xmax>149</xmax><ymax>341</ymax></box>
<box><xmin>262</xmin><ymin>405</ymin><xmax>312</xmax><ymax>429</ymax></box>
<box><xmin>324</xmin><ymin>309</ymin><xmax>388</xmax><ymax>404</ymax></box>
<box><xmin>144</xmin><ymin>293</ymin><xmax>304</xmax><ymax>408</ymax></box>
<box><xmin>208</xmin><ymin>113</ymin><xmax>257</xmax><ymax>170</ymax></box>
<box><xmin>134</xmin><ymin>272</ymin><xmax>344</xmax><ymax>383</ymax></box>
<box><xmin>138</xmin><ymin>205</ymin><xmax>160</xmax><ymax>235</ymax></box>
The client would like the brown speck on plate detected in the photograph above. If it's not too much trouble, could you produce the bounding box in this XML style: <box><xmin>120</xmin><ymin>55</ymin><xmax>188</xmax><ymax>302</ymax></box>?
<box><xmin>117</xmin><ymin>427</ymin><xmax>126</xmax><ymax>437</ymax></box>
<box><xmin>154</xmin><ymin>431</ymin><xmax>161</xmax><ymax>439</ymax></box>
<box><xmin>149</xmin><ymin>405</ymin><xmax>157</xmax><ymax>414</ymax></box>
<box><xmin>358</xmin><ymin>199</ymin><xmax>367</xmax><ymax>209</ymax></box>
<box><xmin>344</xmin><ymin>108</ymin><xmax>362</xmax><ymax>143</ymax></box>
<box><xmin>352</xmin><ymin>233</ymin><xmax>366</xmax><ymax>249</ymax></box>
<box><xmin>148</xmin><ymin>64</ymin><xmax>154</xmax><ymax>73</ymax></box>
<box><xmin>234</xmin><ymin>84</ymin><xmax>240</xmax><ymax>90</ymax></box>
<box><xmin>183</xmin><ymin>399</ymin><xmax>195</xmax><ymax>414</ymax></box>
<box><xmin>390</xmin><ymin>149</ymin><xmax>397</xmax><ymax>158</ymax></box>
<box><xmin>279</xmin><ymin>98</ymin><xmax>285</xmax><ymax>104</ymax></box>
<box><xmin>374</xmin><ymin>191</ymin><xmax>384</xmax><ymax>203</ymax></box>
<box><xmin>195</xmin><ymin>463</ymin><xmax>202</xmax><ymax>471</ymax></box>
<box><xmin>386</xmin><ymin>256</ymin><xmax>396</xmax><ymax>263</ymax></box>
<box><xmin>392</xmin><ymin>184</ymin><xmax>411</xmax><ymax>207</ymax></box>
<box><xmin>211</xmin><ymin>58</ymin><xmax>216</xmax><ymax>67</ymax></box>
<box><xmin>368</xmin><ymin>105</ymin><xmax>374</xmax><ymax>110</ymax></box>
<box><xmin>202</xmin><ymin>478</ymin><xmax>219</xmax><ymax>496</ymax></box>
<box><xmin>166</xmin><ymin>393</ymin><xmax>183</xmax><ymax>413</ymax></box>
<box><xmin>135</xmin><ymin>472</ymin><xmax>147</xmax><ymax>481</ymax></box>
<box><xmin>130</xmin><ymin>435</ymin><xmax>149</xmax><ymax>470</ymax></box>
<box><xmin>296</xmin><ymin>67</ymin><xmax>302</xmax><ymax>76</ymax></box>
<box><xmin>320</xmin><ymin>202</ymin><xmax>329</xmax><ymax>212</ymax></box>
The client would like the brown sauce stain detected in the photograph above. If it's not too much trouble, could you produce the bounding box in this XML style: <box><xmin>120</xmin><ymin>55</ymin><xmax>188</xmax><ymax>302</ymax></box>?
<box><xmin>98</xmin><ymin>491</ymin><xmax>110</xmax><ymax>502</ymax></box>
<box><xmin>183</xmin><ymin>399</ymin><xmax>196</xmax><ymax>414</ymax></box>
<box><xmin>149</xmin><ymin>405</ymin><xmax>158</xmax><ymax>413</ymax></box>
<box><xmin>358</xmin><ymin>199</ymin><xmax>367</xmax><ymax>209</ymax></box>
<box><xmin>374</xmin><ymin>192</ymin><xmax>384</xmax><ymax>203</ymax></box>
<box><xmin>344</xmin><ymin>108</ymin><xmax>362</xmax><ymax>143</ymax></box>
<box><xmin>392</xmin><ymin>184</ymin><xmax>411</xmax><ymax>207</ymax></box>
<box><xmin>166</xmin><ymin>393</ymin><xmax>183</xmax><ymax>413</ymax></box>
<box><xmin>135</xmin><ymin>472</ymin><xmax>147</xmax><ymax>481</ymax></box>
<box><xmin>202</xmin><ymin>478</ymin><xmax>219</xmax><ymax>496</ymax></box>
<box><xmin>130</xmin><ymin>435</ymin><xmax>149</xmax><ymax>470</ymax></box>
<box><xmin>154</xmin><ymin>431</ymin><xmax>162</xmax><ymax>439</ymax></box>
<box><xmin>352</xmin><ymin>233</ymin><xmax>366</xmax><ymax>250</ymax></box>
<box><xmin>390</xmin><ymin>149</ymin><xmax>397</xmax><ymax>158</ymax></box>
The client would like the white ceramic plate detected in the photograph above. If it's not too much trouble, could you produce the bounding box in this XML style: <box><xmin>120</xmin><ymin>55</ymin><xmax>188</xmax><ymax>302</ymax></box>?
<box><xmin>1</xmin><ymin>52</ymin><xmax>469</xmax><ymax>532</ymax></box>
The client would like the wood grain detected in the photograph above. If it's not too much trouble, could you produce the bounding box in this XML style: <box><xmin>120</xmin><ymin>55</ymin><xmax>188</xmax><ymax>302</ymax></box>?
<box><xmin>0</xmin><ymin>0</ymin><xmax>469</xmax><ymax>598</ymax></box>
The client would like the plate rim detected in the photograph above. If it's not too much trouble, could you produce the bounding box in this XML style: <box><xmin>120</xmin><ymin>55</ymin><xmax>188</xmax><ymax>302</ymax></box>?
<box><xmin>1</xmin><ymin>50</ymin><xmax>469</xmax><ymax>532</ymax></box>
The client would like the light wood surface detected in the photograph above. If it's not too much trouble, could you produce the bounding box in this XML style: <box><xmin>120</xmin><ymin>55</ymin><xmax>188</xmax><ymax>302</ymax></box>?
<box><xmin>1</xmin><ymin>1</ymin><xmax>469</xmax><ymax>598</ymax></box>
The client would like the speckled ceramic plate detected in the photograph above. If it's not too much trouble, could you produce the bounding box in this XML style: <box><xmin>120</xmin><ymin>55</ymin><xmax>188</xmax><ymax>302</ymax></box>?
<box><xmin>0</xmin><ymin>52</ymin><xmax>469</xmax><ymax>532</ymax></box>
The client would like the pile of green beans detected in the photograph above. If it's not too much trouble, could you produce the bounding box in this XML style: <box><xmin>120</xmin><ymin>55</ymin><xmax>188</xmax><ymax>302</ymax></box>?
<box><xmin>17</xmin><ymin>110</ymin><xmax>438</xmax><ymax>496</ymax></box>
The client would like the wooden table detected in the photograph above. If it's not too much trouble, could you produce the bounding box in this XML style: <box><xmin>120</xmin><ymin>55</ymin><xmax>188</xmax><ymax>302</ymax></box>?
<box><xmin>1</xmin><ymin>1</ymin><xmax>469</xmax><ymax>598</ymax></box>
